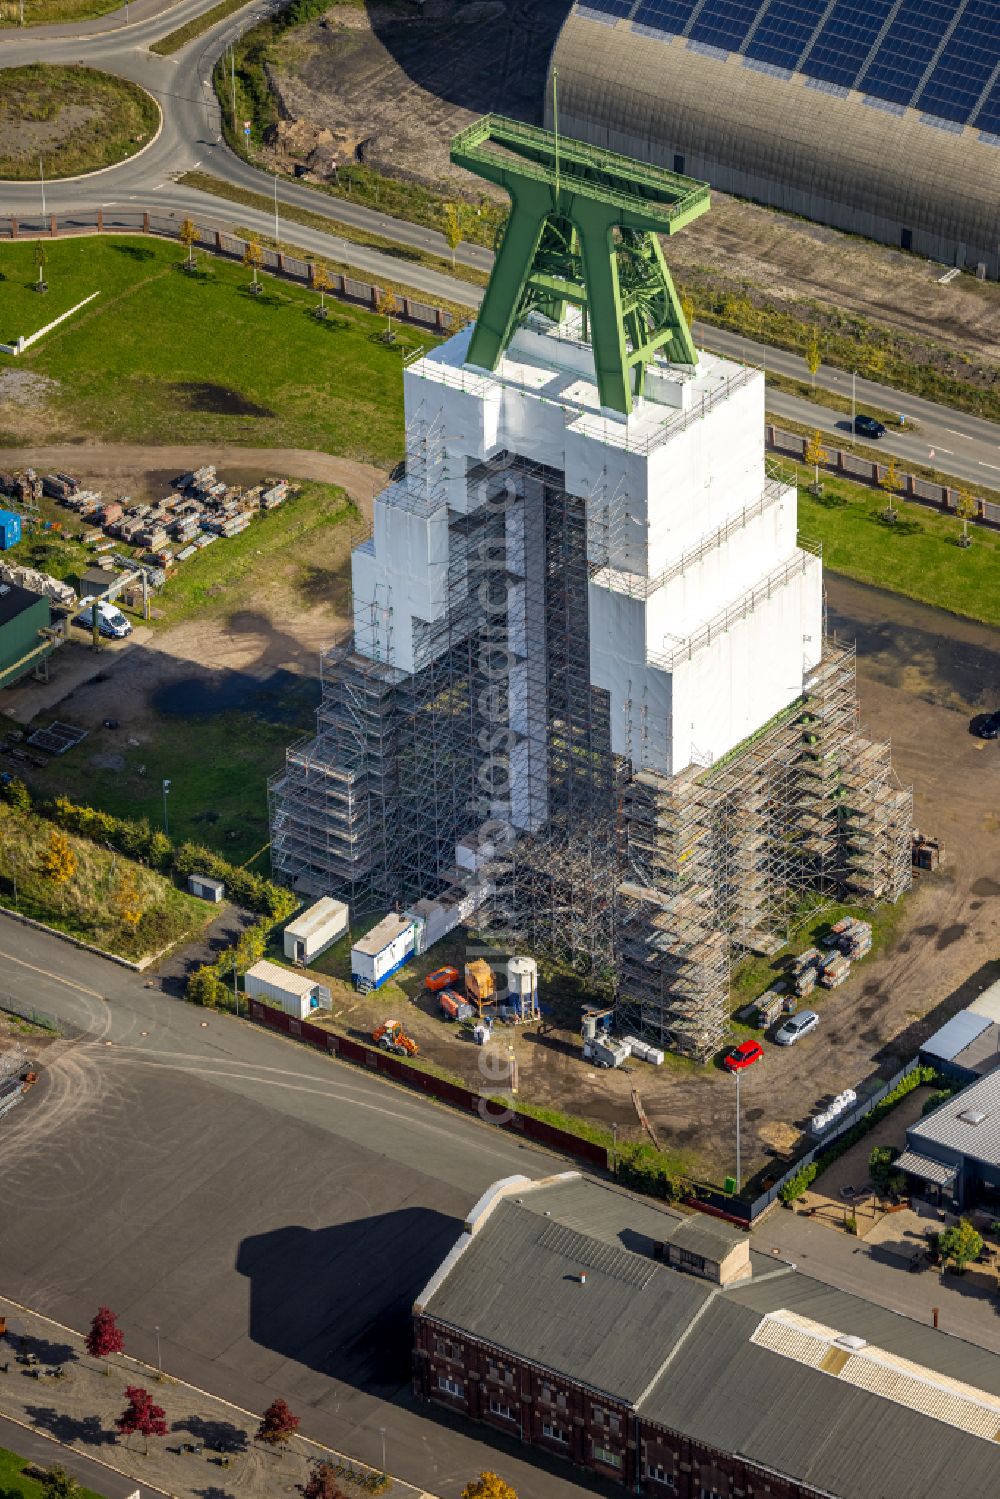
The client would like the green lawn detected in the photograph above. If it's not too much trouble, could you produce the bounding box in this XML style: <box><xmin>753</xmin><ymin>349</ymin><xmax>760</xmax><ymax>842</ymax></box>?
<box><xmin>794</xmin><ymin>465</ymin><xmax>1000</xmax><ymax>626</ymax></box>
<box><xmin>0</xmin><ymin>66</ymin><xmax>158</xmax><ymax>180</ymax></box>
<box><xmin>0</xmin><ymin>0</ymin><xmax>118</xmax><ymax>22</ymax></box>
<box><xmin>0</xmin><ymin>1447</ymin><xmax>104</xmax><ymax>1499</ymax></box>
<box><xmin>0</xmin><ymin>237</ymin><xmax>438</xmax><ymax>462</ymax></box>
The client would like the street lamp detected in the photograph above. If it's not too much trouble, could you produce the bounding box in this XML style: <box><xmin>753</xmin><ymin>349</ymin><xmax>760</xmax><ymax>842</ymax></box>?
<box><xmin>378</xmin><ymin>1426</ymin><xmax>386</xmax><ymax>1476</ymax></box>
<box><xmin>734</xmin><ymin>1068</ymin><xmax>742</xmax><ymax>1193</ymax></box>
<box><xmin>39</xmin><ymin>156</ymin><xmax>46</xmax><ymax>218</ymax></box>
<box><xmin>162</xmin><ymin>778</ymin><xmax>171</xmax><ymax>837</ymax></box>
<box><xmin>155</xmin><ymin>1324</ymin><xmax>161</xmax><ymax>1374</ymax></box>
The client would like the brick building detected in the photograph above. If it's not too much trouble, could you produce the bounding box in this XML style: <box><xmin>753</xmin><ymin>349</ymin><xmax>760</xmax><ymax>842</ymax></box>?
<box><xmin>413</xmin><ymin>1172</ymin><xmax>1000</xmax><ymax>1497</ymax></box>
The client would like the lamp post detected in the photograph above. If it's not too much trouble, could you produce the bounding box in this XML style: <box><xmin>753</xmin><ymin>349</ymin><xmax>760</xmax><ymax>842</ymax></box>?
<box><xmin>154</xmin><ymin>1325</ymin><xmax>161</xmax><ymax>1375</ymax></box>
<box><xmin>39</xmin><ymin>156</ymin><xmax>46</xmax><ymax>218</ymax></box>
<box><xmin>162</xmin><ymin>778</ymin><xmax>171</xmax><ymax>837</ymax></box>
<box><xmin>735</xmin><ymin>1068</ymin><xmax>742</xmax><ymax>1193</ymax></box>
<box><xmin>851</xmin><ymin>369</ymin><xmax>857</xmax><ymax>437</ymax></box>
<box><xmin>273</xmin><ymin>173</ymin><xmax>279</xmax><ymax>250</ymax></box>
<box><xmin>378</xmin><ymin>1427</ymin><xmax>386</xmax><ymax>1477</ymax></box>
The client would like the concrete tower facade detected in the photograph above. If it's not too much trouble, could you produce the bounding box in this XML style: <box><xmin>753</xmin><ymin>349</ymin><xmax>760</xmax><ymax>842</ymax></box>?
<box><xmin>269</xmin><ymin>119</ymin><xmax>911</xmax><ymax>1058</ymax></box>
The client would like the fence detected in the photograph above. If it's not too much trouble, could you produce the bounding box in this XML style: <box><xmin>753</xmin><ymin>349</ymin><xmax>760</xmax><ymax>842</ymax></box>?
<box><xmin>1</xmin><ymin>210</ymin><xmax>454</xmax><ymax>335</ymax></box>
<box><xmin>248</xmin><ymin>999</ymin><xmax>608</xmax><ymax>1168</ymax></box>
<box><xmin>0</xmin><ymin>995</ymin><xmax>63</xmax><ymax>1036</ymax></box>
<box><xmin>768</xmin><ymin>423</ymin><xmax>1000</xmax><ymax>529</ymax></box>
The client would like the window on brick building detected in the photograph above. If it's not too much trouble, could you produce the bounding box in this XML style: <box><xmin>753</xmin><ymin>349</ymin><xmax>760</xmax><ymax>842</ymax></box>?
<box><xmin>437</xmin><ymin>1374</ymin><xmax>464</xmax><ymax>1398</ymax></box>
<box><xmin>594</xmin><ymin>1445</ymin><xmax>623</xmax><ymax>1469</ymax></box>
<box><xmin>593</xmin><ymin>1408</ymin><xmax>621</xmax><ymax>1435</ymax></box>
<box><xmin>699</xmin><ymin>1487</ymin><xmax>723</xmax><ymax>1499</ymax></box>
<box><xmin>435</xmin><ymin>1337</ymin><xmax>458</xmax><ymax>1361</ymax></box>
<box><xmin>488</xmin><ymin>1360</ymin><xmax>514</xmax><ymax>1386</ymax></box>
<box><xmin>680</xmin><ymin>1248</ymin><xmax>706</xmax><ymax>1273</ymax></box>
<box><xmin>489</xmin><ymin>1398</ymin><xmax>515</xmax><ymax>1420</ymax></box>
<box><xmin>647</xmin><ymin>1464</ymin><xmax>677</xmax><ymax>1489</ymax></box>
<box><xmin>542</xmin><ymin>1422</ymin><xmax>568</xmax><ymax>1444</ymax></box>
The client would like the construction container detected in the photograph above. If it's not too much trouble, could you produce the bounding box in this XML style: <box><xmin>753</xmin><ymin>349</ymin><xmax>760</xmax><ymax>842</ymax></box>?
<box><xmin>244</xmin><ymin>958</ymin><xmax>331</xmax><ymax>1020</ymax></box>
<box><xmin>351</xmin><ymin>913</ymin><xmax>416</xmax><ymax>991</ymax></box>
<box><xmin>465</xmin><ymin>959</ymin><xmax>496</xmax><ymax>1009</ymax></box>
<box><xmin>439</xmin><ymin>990</ymin><xmax>472</xmax><ymax>1022</ymax></box>
<box><xmin>188</xmin><ymin>873</ymin><xmax>225</xmax><ymax>903</ymax></box>
<box><xmin>0</xmin><ymin>511</ymin><xmax>22</xmax><ymax>551</ymax></box>
<box><xmin>283</xmin><ymin>896</ymin><xmax>348</xmax><ymax>964</ymax></box>
<box><xmin>505</xmin><ymin>955</ymin><xmax>539</xmax><ymax>1020</ymax></box>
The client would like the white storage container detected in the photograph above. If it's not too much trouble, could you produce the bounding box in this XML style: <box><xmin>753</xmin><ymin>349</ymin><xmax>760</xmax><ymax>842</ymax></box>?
<box><xmin>244</xmin><ymin>959</ymin><xmax>332</xmax><ymax>1020</ymax></box>
<box><xmin>351</xmin><ymin>913</ymin><xmax>417</xmax><ymax>990</ymax></box>
<box><xmin>283</xmin><ymin>897</ymin><xmax>349</xmax><ymax>964</ymax></box>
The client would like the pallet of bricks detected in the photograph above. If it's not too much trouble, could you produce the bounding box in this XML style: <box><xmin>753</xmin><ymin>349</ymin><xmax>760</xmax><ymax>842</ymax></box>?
<box><xmin>830</xmin><ymin>915</ymin><xmax>872</xmax><ymax>961</ymax></box>
<box><xmin>791</xmin><ymin>947</ymin><xmax>822</xmax><ymax>997</ymax></box>
<box><xmin>755</xmin><ymin>987</ymin><xmax>789</xmax><ymax>1026</ymax></box>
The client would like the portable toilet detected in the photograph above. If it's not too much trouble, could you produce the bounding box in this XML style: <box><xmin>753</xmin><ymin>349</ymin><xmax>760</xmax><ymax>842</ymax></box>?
<box><xmin>0</xmin><ymin>511</ymin><xmax>22</xmax><ymax>551</ymax></box>
<box><xmin>506</xmin><ymin>955</ymin><xmax>539</xmax><ymax>1021</ymax></box>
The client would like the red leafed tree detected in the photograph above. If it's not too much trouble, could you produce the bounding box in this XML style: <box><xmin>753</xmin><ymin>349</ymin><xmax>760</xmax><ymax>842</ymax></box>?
<box><xmin>303</xmin><ymin>1462</ymin><xmax>347</xmax><ymax>1499</ymax></box>
<box><xmin>116</xmin><ymin>1386</ymin><xmax>167</xmax><ymax>1455</ymax></box>
<box><xmin>85</xmin><ymin>1306</ymin><xmax>124</xmax><ymax>1372</ymax></box>
<box><xmin>256</xmin><ymin>1398</ymin><xmax>299</xmax><ymax>1455</ymax></box>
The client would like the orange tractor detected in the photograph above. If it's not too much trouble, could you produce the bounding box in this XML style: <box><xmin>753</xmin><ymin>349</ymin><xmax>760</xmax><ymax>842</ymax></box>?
<box><xmin>372</xmin><ymin>1019</ymin><xmax>419</xmax><ymax>1057</ymax></box>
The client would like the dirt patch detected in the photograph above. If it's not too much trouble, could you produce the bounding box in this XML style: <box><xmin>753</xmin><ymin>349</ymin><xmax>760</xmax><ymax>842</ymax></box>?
<box><xmin>175</xmin><ymin>382</ymin><xmax>276</xmax><ymax>419</ymax></box>
<box><xmin>0</xmin><ymin>103</ymin><xmax>97</xmax><ymax>161</ymax></box>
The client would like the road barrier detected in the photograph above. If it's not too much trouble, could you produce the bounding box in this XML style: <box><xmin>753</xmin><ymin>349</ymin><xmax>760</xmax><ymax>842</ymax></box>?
<box><xmin>1</xmin><ymin>210</ymin><xmax>455</xmax><ymax>335</ymax></box>
<box><xmin>767</xmin><ymin>423</ymin><xmax>1000</xmax><ymax>528</ymax></box>
<box><xmin>247</xmin><ymin>998</ymin><xmax>609</xmax><ymax>1169</ymax></box>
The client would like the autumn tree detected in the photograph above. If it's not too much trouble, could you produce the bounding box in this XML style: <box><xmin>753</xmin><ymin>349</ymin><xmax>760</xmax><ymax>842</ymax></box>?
<box><xmin>243</xmin><ymin>234</ymin><xmax>264</xmax><ymax>289</ymax></box>
<box><xmin>179</xmin><ymin>217</ymin><xmax>198</xmax><ymax>270</ymax></box>
<box><xmin>114</xmin><ymin>867</ymin><xmax>144</xmax><ymax>931</ymax></box>
<box><xmin>374</xmin><ymin>286</ymin><xmax>397</xmax><ymax>338</ymax></box>
<box><xmin>805</xmin><ymin>327</ymin><xmax>821</xmax><ymax>387</ymax></box>
<box><xmin>878</xmin><ymin>455</ymin><xmax>901</xmax><ymax>522</ymax></box>
<box><xmin>256</xmin><ymin>1398</ymin><xmax>299</xmax><ymax>1455</ymax></box>
<box><xmin>34</xmin><ymin>242</ymin><xmax>47</xmax><ymax>290</ymax></box>
<box><xmin>938</xmin><ymin>1218</ymin><xmax>983</xmax><ymax>1273</ymax></box>
<box><xmin>42</xmin><ymin>828</ymin><xmax>76</xmax><ymax>889</ymax></box>
<box><xmin>116</xmin><ymin>1386</ymin><xmax>167</xmax><ymax>1455</ymax></box>
<box><xmin>462</xmin><ymin>1474</ymin><xmax>518</xmax><ymax>1499</ymax></box>
<box><xmin>313</xmin><ymin>263</ymin><xmax>333</xmax><ymax>315</ymax></box>
<box><xmin>803</xmin><ymin>430</ymin><xmax>827</xmax><ymax>492</ymax></box>
<box><xmin>1</xmin><ymin>776</ymin><xmax>31</xmax><ymax>811</ymax></box>
<box><xmin>39</xmin><ymin>1466</ymin><xmax>80</xmax><ymax>1499</ymax></box>
<box><xmin>86</xmin><ymin>1305</ymin><xmax>124</xmax><ymax>1373</ymax></box>
<box><xmin>442</xmin><ymin>202</ymin><xmax>466</xmax><ymax>268</ymax></box>
<box><xmin>955</xmin><ymin>485</ymin><xmax>976</xmax><ymax>548</ymax></box>
<box><xmin>304</xmin><ymin>1461</ymin><xmax>347</xmax><ymax>1499</ymax></box>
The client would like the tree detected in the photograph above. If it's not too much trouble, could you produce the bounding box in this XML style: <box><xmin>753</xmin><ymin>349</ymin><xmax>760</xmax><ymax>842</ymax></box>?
<box><xmin>375</xmin><ymin>287</ymin><xmax>397</xmax><ymax>338</ymax></box>
<box><xmin>304</xmin><ymin>1462</ymin><xmax>347</xmax><ymax>1499</ymax></box>
<box><xmin>114</xmin><ymin>867</ymin><xmax>144</xmax><ymax>930</ymax></box>
<box><xmin>39</xmin><ymin>1467</ymin><xmax>80</xmax><ymax>1499</ymax></box>
<box><xmin>243</xmin><ymin>234</ymin><xmax>264</xmax><ymax>289</ymax></box>
<box><xmin>313</xmin><ymin>263</ymin><xmax>333</xmax><ymax>315</ymax></box>
<box><xmin>86</xmin><ymin>1306</ymin><xmax>124</xmax><ymax>1372</ymax></box>
<box><xmin>868</xmin><ymin>1143</ymin><xmax>900</xmax><ymax>1194</ymax></box>
<box><xmin>116</xmin><ymin>1386</ymin><xmax>167</xmax><ymax>1455</ymax></box>
<box><xmin>955</xmin><ymin>485</ymin><xmax>976</xmax><ymax>548</ymax></box>
<box><xmin>462</xmin><ymin>1474</ymin><xmax>518</xmax><ymax>1499</ymax></box>
<box><xmin>879</xmin><ymin>455</ymin><xmax>901</xmax><ymax>522</ymax></box>
<box><xmin>34</xmin><ymin>242</ymin><xmax>47</xmax><ymax>290</ymax></box>
<box><xmin>805</xmin><ymin>328</ymin><xmax>821</xmax><ymax>387</ymax></box>
<box><xmin>42</xmin><ymin>828</ymin><xmax>76</xmax><ymax>889</ymax></box>
<box><xmin>442</xmin><ymin>202</ymin><xmax>466</xmax><ymax>268</ymax></box>
<box><xmin>678</xmin><ymin>284</ymin><xmax>695</xmax><ymax>328</ymax></box>
<box><xmin>938</xmin><ymin>1218</ymin><xmax>983</xmax><ymax>1273</ymax></box>
<box><xmin>179</xmin><ymin>217</ymin><xmax>198</xmax><ymax>270</ymax></box>
<box><xmin>803</xmin><ymin>429</ymin><xmax>828</xmax><ymax>492</ymax></box>
<box><xmin>1</xmin><ymin>776</ymin><xmax>31</xmax><ymax>811</ymax></box>
<box><xmin>256</xmin><ymin>1398</ymin><xmax>299</xmax><ymax>1454</ymax></box>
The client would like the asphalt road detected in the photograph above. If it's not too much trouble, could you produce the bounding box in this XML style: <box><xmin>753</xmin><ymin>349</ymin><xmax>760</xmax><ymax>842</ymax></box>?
<box><xmin>0</xmin><ymin>913</ymin><xmax>616</xmax><ymax>1499</ymax></box>
<box><xmin>3</xmin><ymin>0</ymin><xmax>999</xmax><ymax>483</ymax></box>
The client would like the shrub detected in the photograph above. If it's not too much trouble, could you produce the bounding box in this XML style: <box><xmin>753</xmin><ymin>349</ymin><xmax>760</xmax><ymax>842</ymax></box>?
<box><xmin>615</xmin><ymin>1141</ymin><xmax>685</xmax><ymax>1201</ymax></box>
<box><xmin>779</xmin><ymin>1162</ymin><xmax>817</xmax><ymax>1203</ymax></box>
<box><xmin>187</xmin><ymin>965</ymin><xmax>231</xmax><ymax>1009</ymax></box>
<box><xmin>1</xmin><ymin>776</ymin><xmax>31</xmax><ymax>812</ymax></box>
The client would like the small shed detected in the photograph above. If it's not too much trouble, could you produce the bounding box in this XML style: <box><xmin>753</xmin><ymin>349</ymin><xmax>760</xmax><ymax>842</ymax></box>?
<box><xmin>188</xmin><ymin>873</ymin><xmax>225</xmax><ymax>903</ymax></box>
<box><xmin>283</xmin><ymin>896</ymin><xmax>348</xmax><ymax>965</ymax></box>
<box><xmin>351</xmin><ymin>913</ymin><xmax>416</xmax><ymax>991</ymax></box>
<box><xmin>245</xmin><ymin>958</ymin><xmax>332</xmax><ymax>1020</ymax></box>
<box><xmin>0</xmin><ymin>511</ymin><xmax>22</xmax><ymax>551</ymax></box>
<box><xmin>664</xmin><ymin>1216</ymin><xmax>751</xmax><ymax>1287</ymax></box>
<box><xmin>79</xmin><ymin>565</ymin><xmax>117</xmax><ymax>600</ymax></box>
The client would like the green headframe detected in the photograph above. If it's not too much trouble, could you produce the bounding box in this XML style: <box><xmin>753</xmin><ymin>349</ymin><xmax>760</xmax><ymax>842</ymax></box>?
<box><xmin>450</xmin><ymin>114</ymin><xmax>710</xmax><ymax>417</ymax></box>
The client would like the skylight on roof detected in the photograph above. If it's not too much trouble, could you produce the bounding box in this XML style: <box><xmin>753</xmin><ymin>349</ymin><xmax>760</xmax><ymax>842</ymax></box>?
<box><xmin>959</xmin><ymin>1109</ymin><xmax>987</xmax><ymax>1125</ymax></box>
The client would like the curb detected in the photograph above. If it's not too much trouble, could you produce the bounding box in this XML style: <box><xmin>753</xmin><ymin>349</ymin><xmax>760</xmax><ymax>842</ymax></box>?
<box><xmin>0</xmin><ymin>903</ymin><xmax>149</xmax><ymax>972</ymax></box>
<box><xmin>0</xmin><ymin>1408</ymin><xmax>173</xmax><ymax>1498</ymax></box>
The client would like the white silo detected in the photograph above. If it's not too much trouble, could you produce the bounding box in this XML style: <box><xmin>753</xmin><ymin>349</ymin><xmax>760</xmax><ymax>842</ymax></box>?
<box><xmin>506</xmin><ymin>955</ymin><xmax>539</xmax><ymax>1021</ymax></box>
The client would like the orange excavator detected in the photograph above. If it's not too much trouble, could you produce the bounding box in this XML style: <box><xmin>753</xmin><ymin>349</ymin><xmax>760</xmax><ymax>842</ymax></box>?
<box><xmin>372</xmin><ymin>1019</ymin><xmax>419</xmax><ymax>1057</ymax></box>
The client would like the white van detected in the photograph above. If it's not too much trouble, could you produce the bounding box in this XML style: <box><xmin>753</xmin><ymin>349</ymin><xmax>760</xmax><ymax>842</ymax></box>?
<box><xmin>74</xmin><ymin>600</ymin><xmax>132</xmax><ymax>639</ymax></box>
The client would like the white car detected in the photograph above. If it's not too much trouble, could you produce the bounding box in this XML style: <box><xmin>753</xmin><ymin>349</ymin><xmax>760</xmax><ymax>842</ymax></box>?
<box><xmin>774</xmin><ymin>1009</ymin><xmax>819</xmax><ymax>1046</ymax></box>
<box><xmin>74</xmin><ymin>600</ymin><xmax>132</xmax><ymax>639</ymax></box>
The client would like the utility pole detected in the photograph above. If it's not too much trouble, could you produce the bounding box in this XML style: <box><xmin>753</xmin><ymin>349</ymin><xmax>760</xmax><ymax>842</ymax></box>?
<box><xmin>162</xmin><ymin>778</ymin><xmax>171</xmax><ymax>836</ymax></box>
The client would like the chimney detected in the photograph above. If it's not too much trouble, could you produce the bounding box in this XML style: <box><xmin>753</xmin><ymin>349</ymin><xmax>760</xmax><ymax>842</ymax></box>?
<box><xmin>578</xmin><ymin>1272</ymin><xmax>587</xmax><ymax>1285</ymax></box>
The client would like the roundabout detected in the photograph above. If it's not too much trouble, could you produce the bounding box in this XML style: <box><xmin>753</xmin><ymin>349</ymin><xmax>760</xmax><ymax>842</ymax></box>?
<box><xmin>0</xmin><ymin>63</ymin><xmax>160</xmax><ymax>181</ymax></box>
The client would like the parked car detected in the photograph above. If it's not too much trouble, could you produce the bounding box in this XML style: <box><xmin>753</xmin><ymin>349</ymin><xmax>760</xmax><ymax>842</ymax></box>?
<box><xmin>970</xmin><ymin>710</ymin><xmax>1000</xmax><ymax>740</ymax></box>
<box><xmin>73</xmin><ymin>600</ymin><xmax>132</xmax><ymax>639</ymax></box>
<box><xmin>723</xmin><ymin>1038</ymin><xmax>763</xmax><ymax>1072</ymax></box>
<box><xmin>425</xmin><ymin>965</ymin><xmax>460</xmax><ymax>992</ymax></box>
<box><xmin>775</xmin><ymin>1009</ymin><xmax>820</xmax><ymax>1046</ymax></box>
<box><xmin>853</xmin><ymin>414</ymin><xmax>886</xmax><ymax>439</ymax></box>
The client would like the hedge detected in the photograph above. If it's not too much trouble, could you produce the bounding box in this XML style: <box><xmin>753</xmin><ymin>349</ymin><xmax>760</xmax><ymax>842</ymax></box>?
<box><xmin>778</xmin><ymin>1064</ymin><xmax>940</xmax><ymax>1202</ymax></box>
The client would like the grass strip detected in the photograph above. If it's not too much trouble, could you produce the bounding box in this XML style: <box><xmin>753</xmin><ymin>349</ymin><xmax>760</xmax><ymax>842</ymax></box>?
<box><xmin>150</xmin><ymin>0</ymin><xmax>249</xmax><ymax>55</ymax></box>
<box><xmin>0</xmin><ymin>65</ymin><xmax>159</xmax><ymax>180</ymax></box>
<box><xmin>0</xmin><ymin>1446</ymin><xmax>104</xmax><ymax>1499</ymax></box>
<box><xmin>180</xmin><ymin>170</ymin><xmax>488</xmax><ymax>291</ymax></box>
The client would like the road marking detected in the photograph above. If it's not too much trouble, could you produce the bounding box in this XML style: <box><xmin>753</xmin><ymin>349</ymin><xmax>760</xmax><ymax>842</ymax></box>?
<box><xmin>979</xmin><ymin>462</ymin><xmax>1000</xmax><ymax>470</ymax></box>
<box><xmin>943</xmin><ymin>428</ymin><xmax>971</xmax><ymax>439</ymax></box>
<box><xmin>0</xmin><ymin>947</ymin><xmax>105</xmax><ymax>1001</ymax></box>
<box><xmin>935</xmin><ymin>448</ymin><xmax>953</xmax><ymax>455</ymax></box>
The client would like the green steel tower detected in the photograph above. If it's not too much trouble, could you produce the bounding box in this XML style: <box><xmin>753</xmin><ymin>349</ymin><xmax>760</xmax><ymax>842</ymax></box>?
<box><xmin>450</xmin><ymin>112</ymin><xmax>710</xmax><ymax>415</ymax></box>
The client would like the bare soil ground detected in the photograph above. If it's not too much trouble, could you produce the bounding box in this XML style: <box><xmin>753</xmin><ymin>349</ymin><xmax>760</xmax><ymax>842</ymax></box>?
<box><xmin>259</xmin><ymin>2</ymin><xmax>1000</xmax><ymax>370</ymax></box>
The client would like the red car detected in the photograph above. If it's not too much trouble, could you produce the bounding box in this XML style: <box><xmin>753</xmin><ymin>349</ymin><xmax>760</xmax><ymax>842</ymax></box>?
<box><xmin>723</xmin><ymin>1039</ymin><xmax>763</xmax><ymax>1072</ymax></box>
